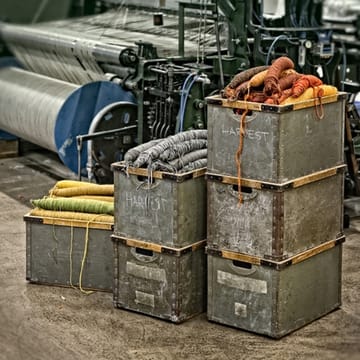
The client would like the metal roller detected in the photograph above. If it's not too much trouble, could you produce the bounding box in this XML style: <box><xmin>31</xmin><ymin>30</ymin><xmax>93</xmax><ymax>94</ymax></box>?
<box><xmin>0</xmin><ymin>66</ymin><xmax>76</xmax><ymax>151</ymax></box>
<box><xmin>0</xmin><ymin>22</ymin><xmax>138</xmax><ymax>84</ymax></box>
<box><xmin>0</xmin><ymin>66</ymin><xmax>136</xmax><ymax>175</ymax></box>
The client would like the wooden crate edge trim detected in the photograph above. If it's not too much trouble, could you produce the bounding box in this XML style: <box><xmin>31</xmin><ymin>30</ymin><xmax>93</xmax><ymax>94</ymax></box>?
<box><xmin>206</xmin><ymin>236</ymin><xmax>345</xmax><ymax>269</ymax></box>
<box><xmin>24</xmin><ymin>214</ymin><xmax>113</xmax><ymax>230</ymax></box>
<box><xmin>206</xmin><ymin>93</ymin><xmax>346</xmax><ymax>111</ymax></box>
<box><xmin>205</xmin><ymin>164</ymin><xmax>345</xmax><ymax>190</ymax></box>
<box><xmin>290</xmin><ymin>164</ymin><xmax>346</xmax><ymax>188</ymax></box>
<box><xmin>114</xmin><ymin>161</ymin><xmax>206</xmax><ymax>181</ymax></box>
<box><xmin>289</xmin><ymin>235</ymin><xmax>345</xmax><ymax>266</ymax></box>
<box><xmin>111</xmin><ymin>235</ymin><xmax>206</xmax><ymax>255</ymax></box>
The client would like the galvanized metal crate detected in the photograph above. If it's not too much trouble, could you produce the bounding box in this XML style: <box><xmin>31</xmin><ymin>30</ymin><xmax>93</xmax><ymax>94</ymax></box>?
<box><xmin>112</xmin><ymin>235</ymin><xmax>206</xmax><ymax>323</ymax></box>
<box><xmin>112</xmin><ymin>162</ymin><xmax>207</xmax><ymax>247</ymax></box>
<box><xmin>207</xmin><ymin>166</ymin><xmax>344</xmax><ymax>260</ymax></box>
<box><xmin>25</xmin><ymin>214</ymin><xmax>113</xmax><ymax>292</ymax></box>
<box><xmin>206</xmin><ymin>94</ymin><xmax>345</xmax><ymax>183</ymax></box>
<box><xmin>207</xmin><ymin>236</ymin><xmax>344</xmax><ymax>338</ymax></box>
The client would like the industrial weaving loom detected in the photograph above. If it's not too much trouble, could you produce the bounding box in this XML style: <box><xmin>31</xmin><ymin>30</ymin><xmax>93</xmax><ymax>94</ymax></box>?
<box><xmin>0</xmin><ymin>3</ymin><xmax>222</xmax><ymax>183</ymax></box>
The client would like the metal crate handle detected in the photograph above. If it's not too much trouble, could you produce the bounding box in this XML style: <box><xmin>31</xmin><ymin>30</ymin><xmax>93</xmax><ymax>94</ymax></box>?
<box><xmin>227</xmin><ymin>184</ymin><xmax>258</xmax><ymax>201</ymax></box>
<box><xmin>230</xmin><ymin>109</ymin><xmax>260</xmax><ymax>124</ymax></box>
<box><xmin>130</xmin><ymin>247</ymin><xmax>159</xmax><ymax>263</ymax></box>
<box><xmin>229</xmin><ymin>259</ymin><xmax>256</xmax><ymax>276</ymax></box>
<box><xmin>131</xmin><ymin>174</ymin><xmax>161</xmax><ymax>190</ymax></box>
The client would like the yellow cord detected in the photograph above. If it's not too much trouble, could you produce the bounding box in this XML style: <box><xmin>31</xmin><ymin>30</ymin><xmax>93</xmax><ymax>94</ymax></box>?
<box><xmin>77</xmin><ymin>214</ymin><xmax>106</xmax><ymax>295</ymax></box>
<box><xmin>51</xmin><ymin>223</ymin><xmax>59</xmax><ymax>264</ymax></box>
<box><xmin>78</xmin><ymin>219</ymin><xmax>95</xmax><ymax>295</ymax></box>
<box><xmin>69</xmin><ymin>223</ymin><xmax>78</xmax><ymax>291</ymax></box>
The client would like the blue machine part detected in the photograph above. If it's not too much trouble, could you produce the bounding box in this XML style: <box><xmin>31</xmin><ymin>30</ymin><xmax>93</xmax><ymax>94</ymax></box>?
<box><xmin>356</xmin><ymin>102</ymin><xmax>360</xmax><ymax>115</ymax></box>
<box><xmin>0</xmin><ymin>130</ymin><xmax>17</xmax><ymax>140</ymax></box>
<box><xmin>355</xmin><ymin>93</ymin><xmax>360</xmax><ymax>117</ymax></box>
<box><xmin>55</xmin><ymin>81</ymin><xmax>136</xmax><ymax>175</ymax></box>
<box><xmin>0</xmin><ymin>56</ymin><xmax>23</xmax><ymax>69</ymax></box>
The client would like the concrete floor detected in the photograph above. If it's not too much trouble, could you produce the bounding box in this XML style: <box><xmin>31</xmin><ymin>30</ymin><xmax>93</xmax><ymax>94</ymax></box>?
<box><xmin>0</xmin><ymin>150</ymin><xmax>360</xmax><ymax>360</ymax></box>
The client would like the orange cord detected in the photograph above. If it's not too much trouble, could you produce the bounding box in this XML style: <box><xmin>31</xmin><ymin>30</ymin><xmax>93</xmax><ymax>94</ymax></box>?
<box><xmin>314</xmin><ymin>88</ymin><xmax>325</xmax><ymax>120</ymax></box>
<box><xmin>234</xmin><ymin>101</ymin><xmax>249</xmax><ymax>205</ymax></box>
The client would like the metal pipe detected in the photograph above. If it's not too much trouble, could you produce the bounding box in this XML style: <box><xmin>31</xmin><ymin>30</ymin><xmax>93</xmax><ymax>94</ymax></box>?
<box><xmin>178</xmin><ymin>2</ymin><xmax>185</xmax><ymax>57</ymax></box>
<box><xmin>214</xmin><ymin>2</ymin><xmax>224</xmax><ymax>89</ymax></box>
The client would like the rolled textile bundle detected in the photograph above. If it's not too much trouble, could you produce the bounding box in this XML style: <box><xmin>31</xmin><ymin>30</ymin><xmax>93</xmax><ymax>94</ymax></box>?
<box><xmin>29</xmin><ymin>208</ymin><xmax>114</xmax><ymax>224</ymax></box>
<box><xmin>31</xmin><ymin>197</ymin><xmax>114</xmax><ymax>215</ymax></box>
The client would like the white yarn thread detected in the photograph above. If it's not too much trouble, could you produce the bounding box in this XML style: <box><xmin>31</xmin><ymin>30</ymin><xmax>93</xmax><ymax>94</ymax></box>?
<box><xmin>0</xmin><ymin>67</ymin><xmax>78</xmax><ymax>151</ymax></box>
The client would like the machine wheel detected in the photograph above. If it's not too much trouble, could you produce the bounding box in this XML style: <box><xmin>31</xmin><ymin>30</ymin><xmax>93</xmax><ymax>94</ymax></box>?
<box><xmin>90</xmin><ymin>101</ymin><xmax>138</xmax><ymax>183</ymax></box>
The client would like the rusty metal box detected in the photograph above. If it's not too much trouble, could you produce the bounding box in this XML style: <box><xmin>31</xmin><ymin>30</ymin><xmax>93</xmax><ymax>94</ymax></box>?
<box><xmin>112</xmin><ymin>235</ymin><xmax>206</xmax><ymax>323</ymax></box>
<box><xmin>206</xmin><ymin>94</ymin><xmax>345</xmax><ymax>183</ymax></box>
<box><xmin>207</xmin><ymin>237</ymin><xmax>344</xmax><ymax>338</ymax></box>
<box><xmin>25</xmin><ymin>214</ymin><xmax>113</xmax><ymax>292</ymax></box>
<box><xmin>207</xmin><ymin>166</ymin><xmax>344</xmax><ymax>260</ymax></box>
<box><xmin>112</xmin><ymin>162</ymin><xmax>207</xmax><ymax>247</ymax></box>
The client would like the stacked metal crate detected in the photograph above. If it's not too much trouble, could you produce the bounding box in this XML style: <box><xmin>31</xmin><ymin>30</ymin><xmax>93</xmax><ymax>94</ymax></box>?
<box><xmin>24</xmin><ymin>214</ymin><xmax>114</xmax><ymax>292</ymax></box>
<box><xmin>205</xmin><ymin>93</ymin><xmax>346</xmax><ymax>338</ymax></box>
<box><xmin>111</xmin><ymin>162</ymin><xmax>207</xmax><ymax>323</ymax></box>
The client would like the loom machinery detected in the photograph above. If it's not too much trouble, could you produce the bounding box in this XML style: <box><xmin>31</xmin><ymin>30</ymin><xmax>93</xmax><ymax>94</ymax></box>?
<box><xmin>0</xmin><ymin>0</ymin><xmax>359</xmax><ymax>185</ymax></box>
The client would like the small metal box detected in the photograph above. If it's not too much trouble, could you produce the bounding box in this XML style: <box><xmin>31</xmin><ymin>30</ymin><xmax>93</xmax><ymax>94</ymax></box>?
<box><xmin>25</xmin><ymin>214</ymin><xmax>113</xmax><ymax>292</ymax></box>
<box><xmin>207</xmin><ymin>166</ymin><xmax>344</xmax><ymax>260</ymax></box>
<box><xmin>112</xmin><ymin>235</ymin><xmax>206</xmax><ymax>323</ymax></box>
<box><xmin>206</xmin><ymin>94</ymin><xmax>345</xmax><ymax>183</ymax></box>
<box><xmin>207</xmin><ymin>237</ymin><xmax>344</xmax><ymax>338</ymax></box>
<box><xmin>112</xmin><ymin>162</ymin><xmax>207</xmax><ymax>247</ymax></box>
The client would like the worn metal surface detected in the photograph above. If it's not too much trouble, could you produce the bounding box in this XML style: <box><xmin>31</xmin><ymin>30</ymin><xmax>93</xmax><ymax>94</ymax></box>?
<box><xmin>207</xmin><ymin>242</ymin><xmax>342</xmax><ymax>338</ymax></box>
<box><xmin>207</xmin><ymin>171</ymin><xmax>344</xmax><ymax>259</ymax></box>
<box><xmin>112</xmin><ymin>236</ymin><xmax>206</xmax><ymax>323</ymax></box>
<box><xmin>113</xmin><ymin>168</ymin><xmax>207</xmax><ymax>247</ymax></box>
<box><xmin>207</xmin><ymin>98</ymin><xmax>345</xmax><ymax>183</ymax></box>
<box><xmin>25</xmin><ymin>215</ymin><xmax>113</xmax><ymax>292</ymax></box>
